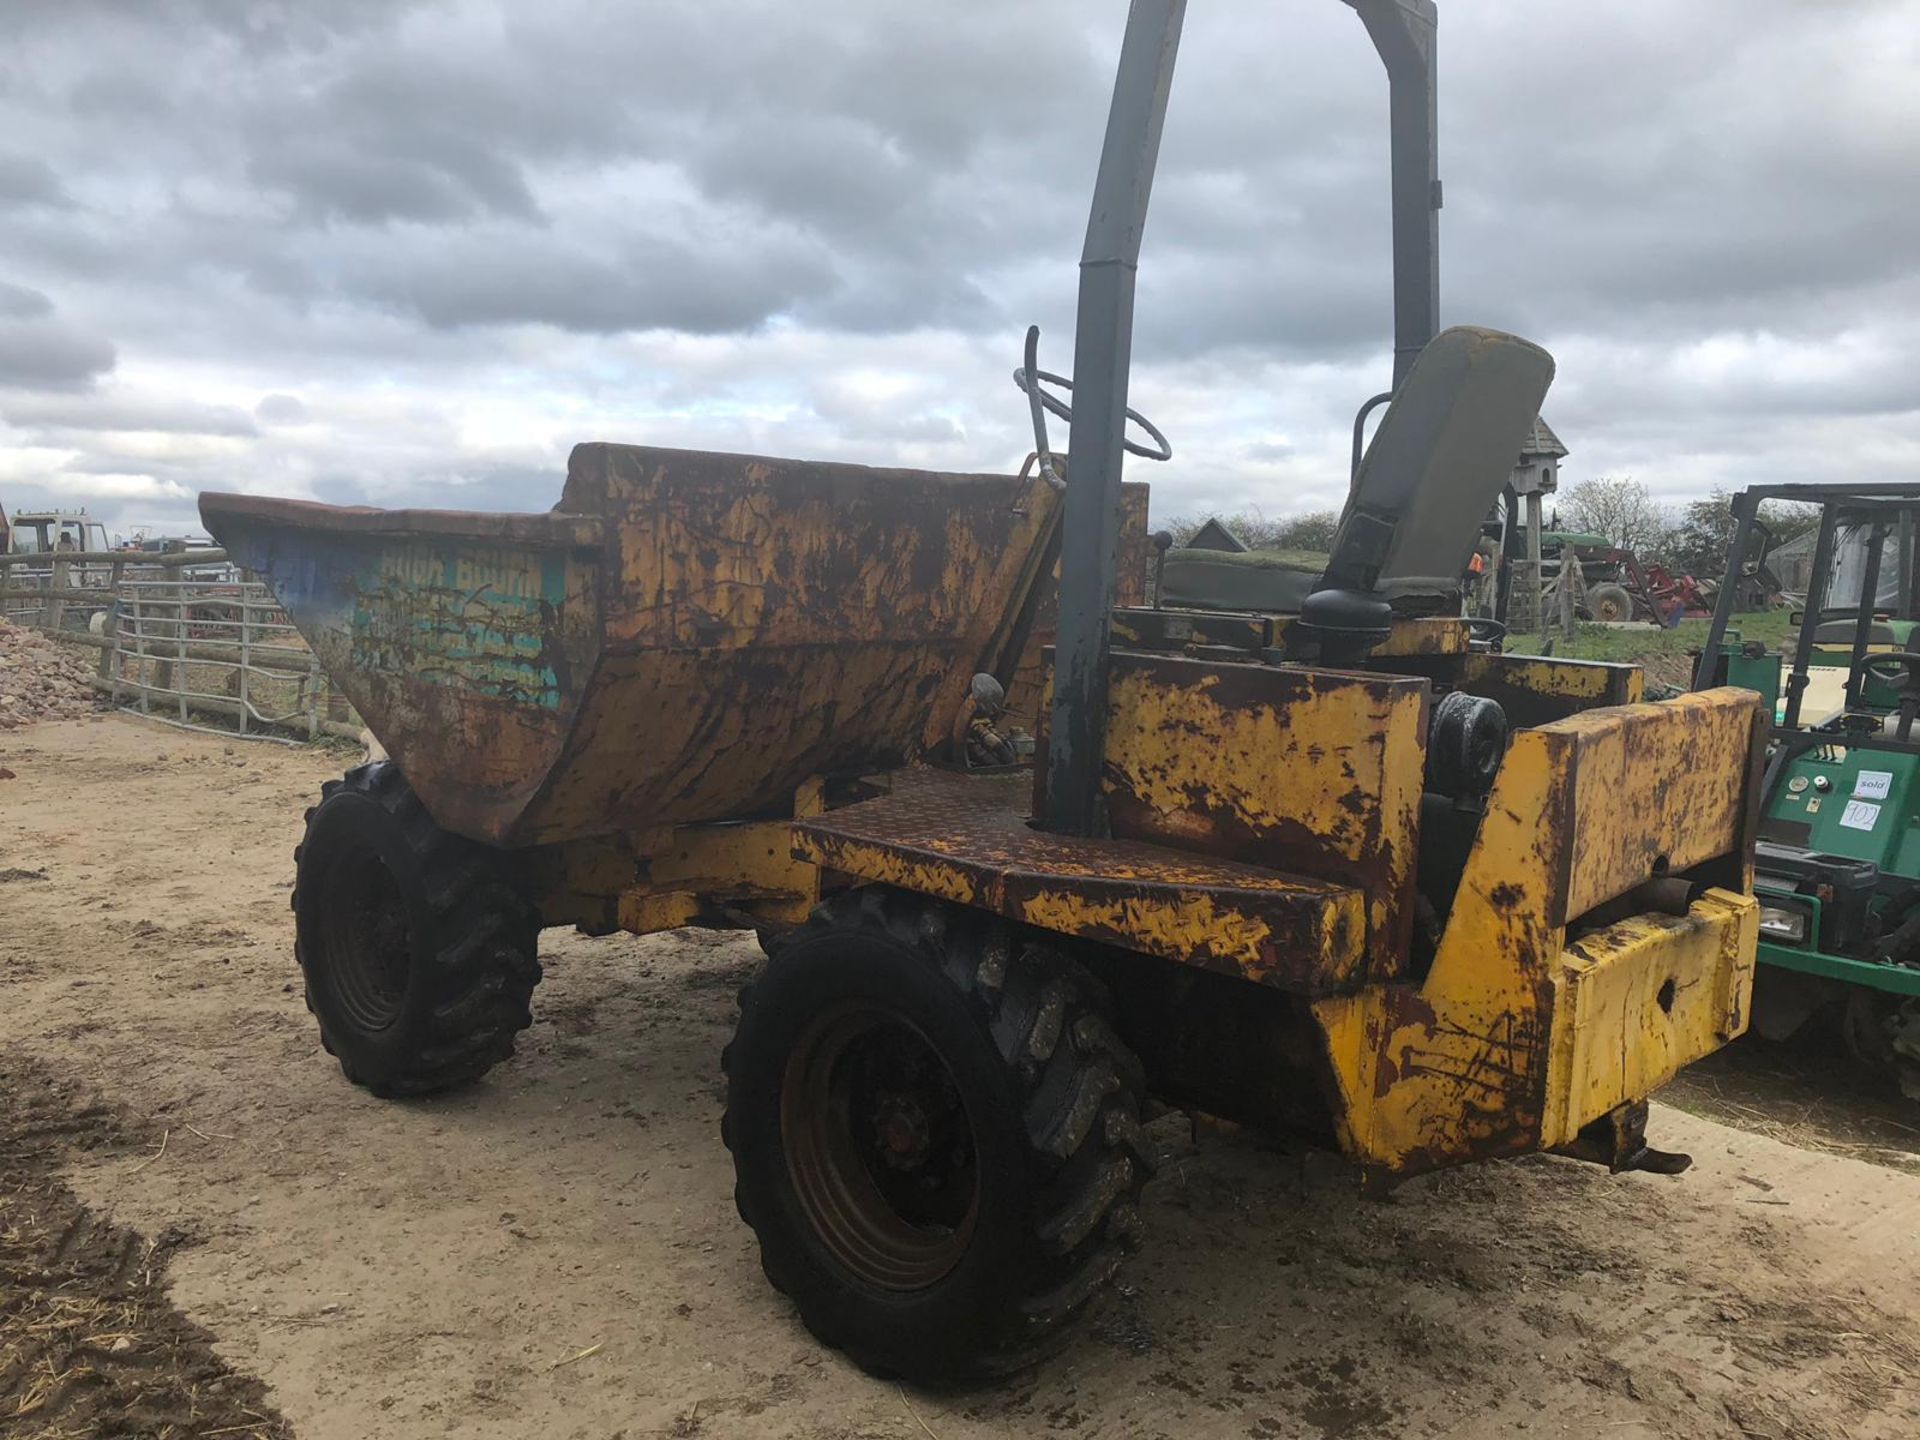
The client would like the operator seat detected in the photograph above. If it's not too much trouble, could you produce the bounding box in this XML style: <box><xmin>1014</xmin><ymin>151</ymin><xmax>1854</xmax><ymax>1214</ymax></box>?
<box><xmin>1159</xmin><ymin>546</ymin><xmax>1326</xmax><ymax>612</ymax></box>
<box><xmin>1160</xmin><ymin>326</ymin><xmax>1555</xmax><ymax>625</ymax></box>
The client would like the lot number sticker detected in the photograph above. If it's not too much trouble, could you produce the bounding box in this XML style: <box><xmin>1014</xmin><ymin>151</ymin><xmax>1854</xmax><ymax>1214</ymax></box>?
<box><xmin>1855</xmin><ymin>770</ymin><xmax>1894</xmax><ymax>800</ymax></box>
<box><xmin>1840</xmin><ymin>799</ymin><xmax>1882</xmax><ymax>831</ymax></box>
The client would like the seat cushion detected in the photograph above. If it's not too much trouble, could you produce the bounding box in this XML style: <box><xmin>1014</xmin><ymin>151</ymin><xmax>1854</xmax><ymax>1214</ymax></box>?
<box><xmin>1161</xmin><ymin>547</ymin><xmax>1327</xmax><ymax>613</ymax></box>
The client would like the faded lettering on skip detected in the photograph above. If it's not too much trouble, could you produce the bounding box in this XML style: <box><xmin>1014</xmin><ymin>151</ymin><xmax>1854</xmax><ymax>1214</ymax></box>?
<box><xmin>344</xmin><ymin>539</ymin><xmax>570</xmax><ymax>709</ymax></box>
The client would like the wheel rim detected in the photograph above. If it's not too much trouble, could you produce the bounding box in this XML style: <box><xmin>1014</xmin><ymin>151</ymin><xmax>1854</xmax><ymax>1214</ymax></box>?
<box><xmin>781</xmin><ymin>1003</ymin><xmax>980</xmax><ymax>1291</ymax></box>
<box><xmin>312</xmin><ymin>848</ymin><xmax>413</xmax><ymax>1033</ymax></box>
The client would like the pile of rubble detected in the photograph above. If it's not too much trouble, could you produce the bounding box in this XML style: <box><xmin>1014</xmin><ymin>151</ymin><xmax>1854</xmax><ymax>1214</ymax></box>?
<box><xmin>0</xmin><ymin>618</ymin><xmax>102</xmax><ymax>730</ymax></box>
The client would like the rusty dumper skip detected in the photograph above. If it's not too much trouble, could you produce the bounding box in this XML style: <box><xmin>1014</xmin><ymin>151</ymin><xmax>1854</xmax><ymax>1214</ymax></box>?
<box><xmin>201</xmin><ymin>0</ymin><xmax>1763</xmax><ymax>1385</ymax></box>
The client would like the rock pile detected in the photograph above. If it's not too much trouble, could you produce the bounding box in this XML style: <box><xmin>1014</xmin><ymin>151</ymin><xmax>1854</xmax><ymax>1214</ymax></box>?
<box><xmin>0</xmin><ymin>618</ymin><xmax>101</xmax><ymax>730</ymax></box>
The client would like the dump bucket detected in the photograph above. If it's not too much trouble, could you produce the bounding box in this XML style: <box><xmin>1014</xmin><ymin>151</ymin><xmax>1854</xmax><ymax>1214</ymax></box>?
<box><xmin>201</xmin><ymin>444</ymin><xmax>1063</xmax><ymax>846</ymax></box>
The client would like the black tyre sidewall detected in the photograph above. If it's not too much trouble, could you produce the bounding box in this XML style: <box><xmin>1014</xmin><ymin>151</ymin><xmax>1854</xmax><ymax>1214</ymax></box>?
<box><xmin>729</xmin><ymin>930</ymin><xmax>1045</xmax><ymax>1375</ymax></box>
<box><xmin>297</xmin><ymin>788</ymin><xmax>443</xmax><ymax>1088</ymax></box>
<box><xmin>1590</xmin><ymin>583</ymin><xmax>1633</xmax><ymax>621</ymax></box>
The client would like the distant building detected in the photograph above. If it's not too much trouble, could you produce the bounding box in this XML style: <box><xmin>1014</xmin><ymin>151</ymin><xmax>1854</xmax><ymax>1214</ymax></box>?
<box><xmin>1185</xmin><ymin>517</ymin><xmax>1248</xmax><ymax>552</ymax></box>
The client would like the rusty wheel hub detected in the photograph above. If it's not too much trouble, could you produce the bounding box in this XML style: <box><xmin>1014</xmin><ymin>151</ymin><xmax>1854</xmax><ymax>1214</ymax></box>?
<box><xmin>781</xmin><ymin>1004</ymin><xmax>979</xmax><ymax>1291</ymax></box>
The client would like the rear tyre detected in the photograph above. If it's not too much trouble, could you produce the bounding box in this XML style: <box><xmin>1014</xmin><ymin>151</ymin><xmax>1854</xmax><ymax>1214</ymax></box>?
<box><xmin>723</xmin><ymin>887</ymin><xmax>1151</xmax><ymax>1384</ymax></box>
<box><xmin>1840</xmin><ymin>989</ymin><xmax>1920</xmax><ymax>1103</ymax></box>
<box><xmin>293</xmin><ymin>762</ymin><xmax>541</xmax><ymax>1097</ymax></box>
<box><xmin>1588</xmin><ymin>582</ymin><xmax>1635</xmax><ymax>623</ymax></box>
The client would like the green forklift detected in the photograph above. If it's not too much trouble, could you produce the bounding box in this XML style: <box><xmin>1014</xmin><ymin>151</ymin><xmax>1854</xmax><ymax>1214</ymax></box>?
<box><xmin>1697</xmin><ymin>482</ymin><xmax>1920</xmax><ymax>1098</ymax></box>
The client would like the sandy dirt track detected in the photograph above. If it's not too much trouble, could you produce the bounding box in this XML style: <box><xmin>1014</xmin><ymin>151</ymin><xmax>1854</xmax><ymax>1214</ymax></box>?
<box><xmin>4</xmin><ymin>713</ymin><xmax>1920</xmax><ymax>1439</ymax></box>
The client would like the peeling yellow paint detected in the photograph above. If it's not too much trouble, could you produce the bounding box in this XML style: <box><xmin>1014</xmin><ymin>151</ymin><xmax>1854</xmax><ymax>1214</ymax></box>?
<box><xmin>494</xmin><ymin>445</ymin><xmax>1079</xmax><ymax>843</ymax></box>
<box><xmin>788</xmin><ymin>661</ymin><xmax>1762</xmax><ymax>1186</ymax></box>
<box><xmin>1015</xmin><ymin>885</ymin><xmax>1363</xmax><ymax>985</ymax></box>
<box><xmin>1314</xmin><ymin>686</ymin><xmax>1762</xmax><ymax>1178</ymax></box>
<box><xmin>791</xmin><ymin>769</ymin><xmax>1370</xmax><ymax>991</ymax></box>
<box><xmin>801</xmin><ymin>834</ymin><xmax>984</xmax><ymax>909</ymax></box>
<box><xmin>1462</xmin><ymin>651</ymin><xmax>1644</xmax><ymax>703</ymax></box>
<box><xmin>1543</xmin><ymin>888</ymin><xmax>1757</xmax><ymax>1144</ymax></box>
<box><xmin>554</xmin><ymin>798</ymin><xmax>830</xmax><ymax>939</ymax></box>
<box><xmin>1267</xmin><ymin>615</ymin><xmax>1470</xmax><ymax>658</ymax></box>
<box><xmin>1100</xmin><ymin>653</ymin><xmax>1426</xmax><ymax>974</ymax></box>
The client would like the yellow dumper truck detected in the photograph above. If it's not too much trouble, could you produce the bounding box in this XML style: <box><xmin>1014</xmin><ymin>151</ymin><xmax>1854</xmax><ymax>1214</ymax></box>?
<box><xmin>199</xmin><ymin>0</ymin><xmax>1762</xmax><ymax>1385</ymax></box>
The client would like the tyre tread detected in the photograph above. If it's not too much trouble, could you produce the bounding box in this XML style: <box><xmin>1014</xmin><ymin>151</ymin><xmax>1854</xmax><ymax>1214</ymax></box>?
<box><xmin>724</xmin><ymin>884</ymin><xmax>1150</xmax><ymax>1382</ymax></box>
<box><xmin>292</xmin><ymin>760</ymin><xmax>542</xmax><ymax>1097</ymax></box>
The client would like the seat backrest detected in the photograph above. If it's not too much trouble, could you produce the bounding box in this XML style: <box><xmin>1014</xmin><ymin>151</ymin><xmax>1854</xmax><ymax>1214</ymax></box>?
<box><xmin>1322</xmin><ymin>326</ymin><xmax>1555</xmax><ymax>609</ymax></box>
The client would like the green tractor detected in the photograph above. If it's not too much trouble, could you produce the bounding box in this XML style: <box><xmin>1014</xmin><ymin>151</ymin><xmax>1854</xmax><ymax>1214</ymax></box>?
<box><xmin>1698</xmin><ymin>483</ymin><xmax>1920</xmax><ymax>1097</ymax></box>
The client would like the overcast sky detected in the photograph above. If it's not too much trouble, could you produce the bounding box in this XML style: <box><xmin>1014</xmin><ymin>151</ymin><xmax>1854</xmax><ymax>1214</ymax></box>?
<box><xmin>1</xmin><ymin>0</ymin><xmax>1916</xmax><ymax>540</ymax></box>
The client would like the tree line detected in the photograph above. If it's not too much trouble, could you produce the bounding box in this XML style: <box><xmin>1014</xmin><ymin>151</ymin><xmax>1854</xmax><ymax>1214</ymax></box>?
<box><xmin>1165</xmin><ymin>478</ymin><xmax>1819</xmax><ymax>580</ymax></box>
<box><xmin>1537</xmin><ymin>476</ymin><xmax>1818</xmax><ymax>577</ymax></box>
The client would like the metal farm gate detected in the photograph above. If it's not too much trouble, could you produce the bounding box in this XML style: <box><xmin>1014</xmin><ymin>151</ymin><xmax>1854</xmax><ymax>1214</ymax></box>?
<box><xmin>1</xmin><ymin>546</ymin><xmax>358</xmax><ymax>742</ymax></box>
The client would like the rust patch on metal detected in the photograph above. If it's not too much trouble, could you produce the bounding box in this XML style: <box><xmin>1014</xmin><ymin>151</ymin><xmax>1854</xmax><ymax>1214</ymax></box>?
<box><xmin>1486</xmin><ymin>881</ymin><xmax>1524</xmax><ymax>912</ymax></box>
<box><xmin>1091</xmin><ymin>651</ymin><xmax>1428</xmax><ymax>979</ymax></box>
<box><xmin>795</xmin><ymin>769</ymin><xmax>1370</xmax><ymax>995</ymax></box>
<box><xmin>212</xmin><ymin>444</ymin><xmax>1094</xmax><ymax>846</ymax></box>
<box><xmin>1268</xmin><ymin>614</ymin><xmax>1470</xmax><ymax>658</ymax></box>
<box><xmin>1109</xmin><ymin>607</ymin><xmax>1272</xmax><ymax>654</ymax></box>
<box><xmin>1455</xmin><ymin>652</ymin><xmax>1643</xmax><ymax>729</ymax></box>
<box><xmin>1553</xmin><ymin>688</ymin><xmax>1761</xmax><ymax>920</ymax></box>
<box><xmin>1313</xmin><ymin>691</ymin><xmax>1760</xmax><ymax>1184</ymax></box>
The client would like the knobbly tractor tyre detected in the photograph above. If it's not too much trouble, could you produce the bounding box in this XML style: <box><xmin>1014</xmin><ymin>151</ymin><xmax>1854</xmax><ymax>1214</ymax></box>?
<box><xmin>292</xmin><ymin>761</ymin><xmax>542</xmax><ymax>1098</ymax></box>
<box><xmin>1587</xmin><ymin>581</ymin><xmax>1635</xmax><ymax>623</ymax></box>
<box><xmin>723</xmin><ymin>887</ymin><xmax>1152</xmax><ymax>1384</ymax></box>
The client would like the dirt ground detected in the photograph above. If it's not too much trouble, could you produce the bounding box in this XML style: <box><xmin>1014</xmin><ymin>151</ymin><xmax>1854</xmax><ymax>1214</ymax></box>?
<box><xmin>4</xmin><ymin>713</ymin><xmax>1920</xmax><ymax>1440</ymax></box>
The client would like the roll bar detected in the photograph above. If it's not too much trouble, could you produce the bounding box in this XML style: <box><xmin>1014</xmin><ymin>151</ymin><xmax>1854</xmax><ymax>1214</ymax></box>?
<box><xmin>1044</xmin><ymin>0</ymin><xmax>1443</xmax><ymax>836</ymax></box>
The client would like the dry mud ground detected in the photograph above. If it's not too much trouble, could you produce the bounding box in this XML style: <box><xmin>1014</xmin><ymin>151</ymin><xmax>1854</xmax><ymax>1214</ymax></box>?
<box><xmin>4</xmin><ymin>713</ymin><xmax>1920</xmax><ymax>1440</ymax></box>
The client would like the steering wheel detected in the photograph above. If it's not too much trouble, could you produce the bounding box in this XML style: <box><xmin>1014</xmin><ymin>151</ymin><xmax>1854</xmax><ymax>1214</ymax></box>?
<box><xmin>1861</xmin><ymin>651</ymin><xmax>1920</xmax><ymax>740</ymax></box>
<box><xmin>1861</xmin><ymin>652</ymin><xmax>1920</xmax><ymax>692</ymax></box>
<box><xmin>1467</xmin><ymin>616</ymin><xmax>1507</xmax><ymax>646</ymax></box>
<box><xmin>1012</xmin><ymin>364</ymin><xmax>1173</xmax><ymax>462</ymax></box>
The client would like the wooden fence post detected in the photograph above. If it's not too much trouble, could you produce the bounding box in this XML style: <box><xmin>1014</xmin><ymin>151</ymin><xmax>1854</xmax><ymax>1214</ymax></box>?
<box><xmin>96</xmin><ymin>560</ymin><xmax>125</xmax><ymax>684</ymax></box>
<box><xmin>45</xmin><ymin>557</ymin><xmax>69</xmax><ymax>631</ymax></box>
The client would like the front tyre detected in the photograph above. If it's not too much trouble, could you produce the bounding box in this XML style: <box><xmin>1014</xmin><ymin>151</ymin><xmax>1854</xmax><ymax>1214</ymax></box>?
<box><xmin>293</xmin><ymin>762</ymin><xmax>541</xmax><ymax>1097</ymax></box>
<box><xmin>723</xmin><ymin>888</ymin><xmax>1151</xmax><ymax>1384</ymax></box>
<box><xmin>1841</xmin><ymin>989</ymin><xmax>1920</xmax><ymax>1103</ymax></box>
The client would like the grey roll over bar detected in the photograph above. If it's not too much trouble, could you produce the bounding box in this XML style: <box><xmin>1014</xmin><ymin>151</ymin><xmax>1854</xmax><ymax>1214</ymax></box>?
<box><xmin>1044</xmin><ymin>0</ymin><xmax>1445</xmax><ymax>835</ymax></box>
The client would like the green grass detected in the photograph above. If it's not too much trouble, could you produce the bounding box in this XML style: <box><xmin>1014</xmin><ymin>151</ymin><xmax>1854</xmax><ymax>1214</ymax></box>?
<box><xmin>1506</xmin><ymin>609</ymin><xmax>1797</xmax><ymax>665</ymax></box>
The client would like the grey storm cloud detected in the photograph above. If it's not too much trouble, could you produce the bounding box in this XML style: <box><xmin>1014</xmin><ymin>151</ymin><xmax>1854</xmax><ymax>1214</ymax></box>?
<box><xmin>0</xmin><ymin>152</ymin><xmax>70</xmax><ymax>208</ymax></box>
<box><xmin>250</xmin><ymin>145</ymin><xmax>540</xmax><ymax>227</ymax></box>
<box><xmin>331</xmin><ymin>225</ymin><xmax>844</xmax><ymax>335</ymax></box>
<box><xmin>0</xmin><ymin>0</ymin><xmax>1915</xmax><ymax>532</ymax></box>
<box><xmin>0</xmin><ymin>282</ymin><xmax>54</xmax><ymax>319</ymax></box>
<box><xmin>254</xmin><ymin>393</ymin><xmax>308</xmax><ymax>425</ymax></box>
<box><xmin>4</xmin><ymin>392</ymin><xmax>257</xmax><ymax>436</ymax></box>
<box><xmin>0</xmin><ymin>315</ymin><xmax>115</xmax><ymax>391</ymax></box>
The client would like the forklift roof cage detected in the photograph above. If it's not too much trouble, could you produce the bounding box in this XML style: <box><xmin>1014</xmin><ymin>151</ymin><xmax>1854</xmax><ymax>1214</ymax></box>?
<box><xmin>1697</xmin><ymin>481</ymin><xmax>1920</xmax><ymax>732</ymax></box>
